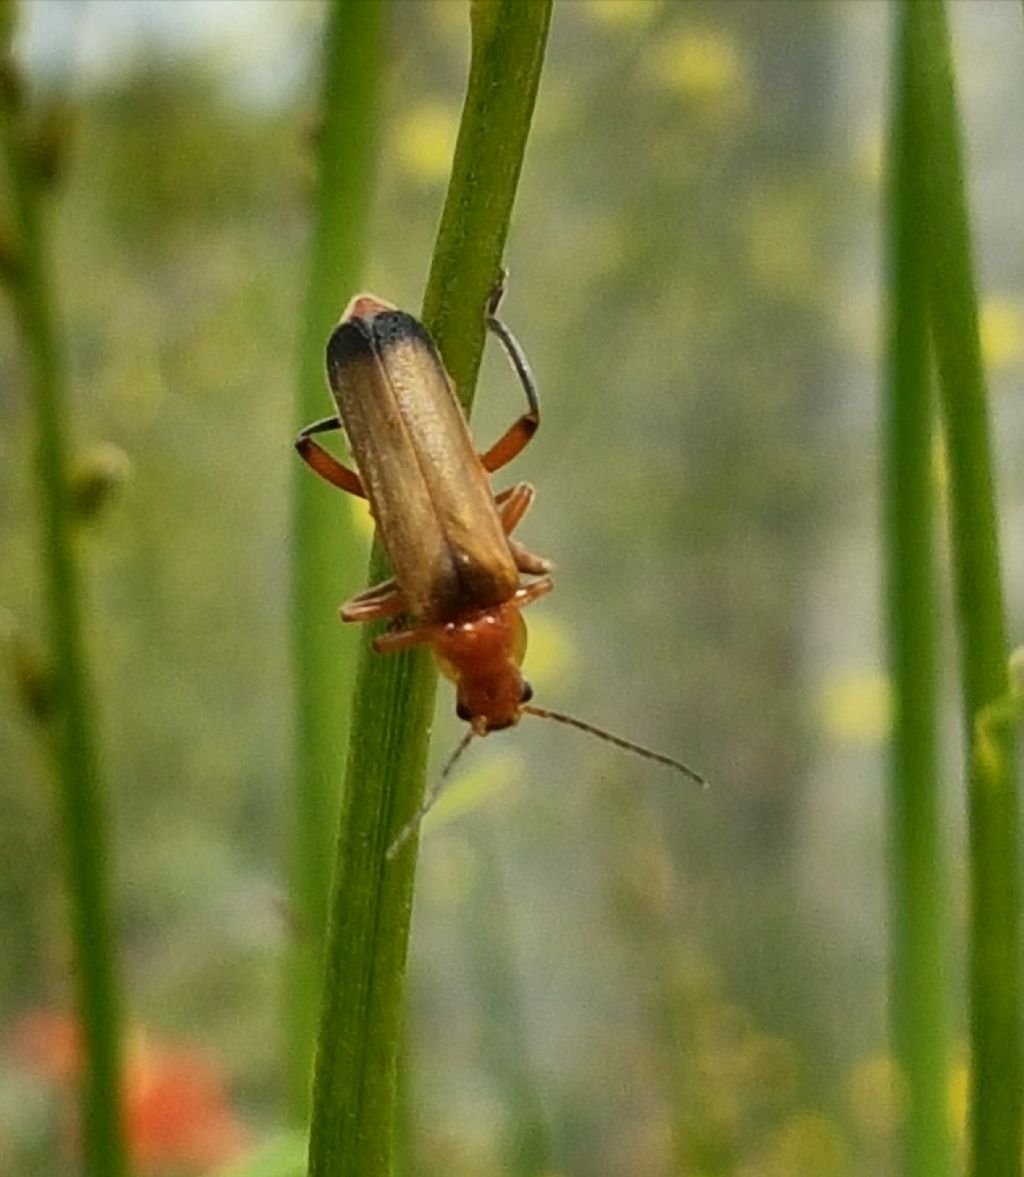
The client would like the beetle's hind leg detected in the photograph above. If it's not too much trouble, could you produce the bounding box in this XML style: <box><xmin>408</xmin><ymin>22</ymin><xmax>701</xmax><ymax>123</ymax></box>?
<box><xmin>296</xmin><ymin>415</ymin><xmax>366</xmax><ymax>497</ymax></box>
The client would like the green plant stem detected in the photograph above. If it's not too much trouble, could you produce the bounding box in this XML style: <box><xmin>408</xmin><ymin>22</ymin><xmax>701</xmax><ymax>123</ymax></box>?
<box><xmin>906</xmin><ymin>3</ymin><xmax>1020</xmax><ymax>1175</ymax></box>
<box><xmin>0</xmin><ymin>13</ymin><xmax>128</xmax><ymax>1177</ymax></box>
<box><xmin>421</xmin><ymin>0</ymin><xmax>553</xmax><ymax>403</ymax></box>
<box><xmin>289</xmin><ymin>0</ymin><xmax>384</xmax><ymax>1123</ymax></box>
<box><xmin>884</xmin><ymin>9</ymin><xmax>952</xmax><ymax>1177</ymax></box>
<box><xmin>306</xmin><ymin>4</ymin><xmax>552</xmax><ymax>1175</ymax></box>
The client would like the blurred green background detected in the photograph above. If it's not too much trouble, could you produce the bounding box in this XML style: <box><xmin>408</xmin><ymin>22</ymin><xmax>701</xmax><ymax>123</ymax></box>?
<box><xmin>2</xmin><ymin>1</ymin><xmax>1023</xmax><ymax>1174</ymax></box>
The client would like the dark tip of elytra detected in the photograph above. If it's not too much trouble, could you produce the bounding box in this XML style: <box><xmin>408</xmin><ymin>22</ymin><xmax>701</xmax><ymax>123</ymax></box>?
<box><xmin>326</xmin><ymin>318</ymin><xmax>374</xmax><ymax>377</ymax></box>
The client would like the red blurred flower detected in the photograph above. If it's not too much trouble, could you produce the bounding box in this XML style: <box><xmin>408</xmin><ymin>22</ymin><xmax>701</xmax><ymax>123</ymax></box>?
<box><xmin>126</xmin><ymin>1040</ymin><xmax>248</xmax><ymax>1172</ymax></box>
<box><xmin>10</xmin><ymin>1009</ymin><xmax>248</xmax><ymax>1175</ymax></box>
<box><xmin>10</xmin><ymin>1008</ymin><xmax>81</xmax><ymax>1083</ymax></box>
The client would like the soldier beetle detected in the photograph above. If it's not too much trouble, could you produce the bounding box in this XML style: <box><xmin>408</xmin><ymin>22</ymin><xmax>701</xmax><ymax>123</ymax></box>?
<box><xmin>296</xmin><ymin>276</ymin><xmax>704</xmax><ymax>851</ymax></box>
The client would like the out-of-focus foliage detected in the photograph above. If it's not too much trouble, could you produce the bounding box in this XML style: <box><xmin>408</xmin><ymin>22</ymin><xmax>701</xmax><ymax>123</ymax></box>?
<box><xmin>2</xmin><ymin>2</ymin><xmax>1023</xmax><ymax>1175</ymax></box>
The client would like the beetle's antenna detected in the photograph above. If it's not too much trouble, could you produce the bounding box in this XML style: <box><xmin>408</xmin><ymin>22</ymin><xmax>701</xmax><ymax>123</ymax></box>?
<box><xmin>386</xmin><ymin>729</ymin><xmax>476</xmax><ymax>860</ymax></box>
<box><xmin>521</xmin><ymin>705</ymin><xmax>707</xmax><ymax>787</ymax></box>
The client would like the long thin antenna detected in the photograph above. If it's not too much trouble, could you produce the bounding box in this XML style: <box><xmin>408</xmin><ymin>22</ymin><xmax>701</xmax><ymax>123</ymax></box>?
<box><xmin>386</xmin><ymin>728</ymin><xmax>476</xmax><ymax>860</ymax></box>
<box><xmin>521</xmin><ymin>705</ymin><xmax>707</xmax><ymax>787</ymax></box>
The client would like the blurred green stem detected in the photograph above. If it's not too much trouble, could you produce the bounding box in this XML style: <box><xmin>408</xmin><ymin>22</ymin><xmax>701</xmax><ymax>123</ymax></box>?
<box><xmin>466</xmin><ymin>818</ymin><xmax>552</xmax><ymax>1175</ymax></box>
<box><xmin>0</xmin><ymin>10</ymin><xmax>128</xmax><ymax>1177</ymax></box>
<box><xmin>306</xmin><ymin>3</ymin><xmax>552</xmax><ymax>1175</ymax></box>
<box><xmin>884</xmin><ymin>8</ymin><xmax>952</xmax><ymax>1177</ymax></box>
<box><xmin>289</xmin><ymin>0</ymin><xmax>384</xmax><ymax>1123</ymax></box>
<box><xmin>906</xmin><ymin>3</ymin><xmax>1020</xmax><ymax>1175</ymax></box>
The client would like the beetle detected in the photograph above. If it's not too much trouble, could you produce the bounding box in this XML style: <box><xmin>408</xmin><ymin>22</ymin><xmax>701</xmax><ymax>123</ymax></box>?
<box><xmin>296</xmin><ymin>276</ymin><xmax>704</xmax><ymax>841</ymax></box>
<box><xmin>296</xmin><ymin>276</ymin><xmax>554</xmax><ymax>735</ymax></box>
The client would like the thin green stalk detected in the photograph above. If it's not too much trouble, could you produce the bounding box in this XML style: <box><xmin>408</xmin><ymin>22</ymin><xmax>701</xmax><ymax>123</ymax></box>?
<box><xmin>289</xmin><ymin>0</ymin><xmax>384</xmax><ymax>1123</ymax></box>
<box><xmin>884</xmin><ymin>8</ymin><xmax>952</xmax><ymax>1177</ymax></box>
<box><xmin>420</xmin><ymin>0</ymin><xmax>552</xmax><ymax>402</ymax></box>
<box><xmin>905</xmin><ymin>3</ymin><xmax>1020</xmax><ymax>1174</ymax></box>
<box><xmin>0</xmin><ymin>9</ymin><xmax>128</xmax><ymax>1177</ymax></box>
<box><xmin>306</xmin><ymin>4</ymin><xmax>552</xmax><ymax>1175</ymax></box>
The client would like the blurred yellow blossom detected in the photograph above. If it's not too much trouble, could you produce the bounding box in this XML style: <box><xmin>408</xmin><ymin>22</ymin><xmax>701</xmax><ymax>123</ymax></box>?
<box><xmin>649</xmin><ymin>29</ymin><xmax>745</xmax><ymax>104</ymax></box>
<box><xmin>394</xmin><ymin>101</ymin><xmax>459</xmax><ymax>184</ymax></box>
<box><xmin>818</xmin><ymin>670</ymin><xmax>892</xmax><ymax>745</ymax></box>
<box><xmin>744</xmin><ymin>185</ymin><xmax>821</xmax><ymax>302</ymax></box>
<box><xmin>584</xmin><ymin>0</ymin><xmax>662</xmax><ymax>30</ymax></box>
<box><xmin>845</xmin><ymin>1053</ymin><xmax>904</xmax><ymax>1140</ymax></box>
<box><xmin>761</xmin><ymin>1111</ymin><xmax>851</xmax><ymax>1177</ymax></box>
<box><xmin>525</xmin><ymin>611</ymin><xmax>578</xmax><ymax>689</ymax></box>
<box><xmin>980</xmin><ymin>295</ymin><xmax>1024</xmax><ymax>371</ymax></box>
<box><xmin>428</xmin><ymin>0</ymin><xmax>469</xmax><ymax>44</ymax></box>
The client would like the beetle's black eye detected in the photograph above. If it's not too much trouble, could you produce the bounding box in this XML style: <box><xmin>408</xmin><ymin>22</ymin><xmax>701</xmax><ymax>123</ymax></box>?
<box><xmin>456</xmin><ymin>701</ymin><xmax>471</xmax><ymax>721</ymax></box>
<box><xmin>521</xmin><ymin>682</ymin><xmax>534</xmax><ymax>703</ymax></box>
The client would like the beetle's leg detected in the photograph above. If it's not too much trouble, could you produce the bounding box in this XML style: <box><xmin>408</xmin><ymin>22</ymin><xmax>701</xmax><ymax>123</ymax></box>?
<box><xmin>495</xmin><ymin>482</ymin><xmax>553</xmax><ymax>574</ymax></box>
<box><xmin>296</xmin><ymin>416</ymin><xmax>366</xmax><ymax>497</ymax></box>
<box><xmin>510</xmin><ymin>539</ymin><xmax>553</xmax><ymax>577</ymax></box>
<box><xmin>513</xmin><ymin>574</ymin><xmax>554</xmax><ymax>609</ymax></box>
<box><xmin>496</xmin><ymin>481</ymin><xmax>534</xmax><ymax>531</ymax></box>
<box><xmin>373</xmin><ymin>623</ymin><xmax>435</xmax><ymax>654</ymax></box>
<box><xmin>301</xmin><ymin>415</ymin><xmax>344</xmax><ymax>436</ymax></box>
<box><xmin>479</xmin><ymin>275</ymin><xmax>540</xmax><ymax>474</ymax></box>
<box><xmin>340</xmin><ymin>578</ymin><xmax>408</xmax><ymax>623</ymax></box>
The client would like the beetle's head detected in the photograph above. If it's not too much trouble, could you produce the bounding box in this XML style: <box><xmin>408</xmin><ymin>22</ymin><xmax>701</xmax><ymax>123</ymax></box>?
<box><xmin>433</xmin><ymin>604</ymin><xmax>532</xmax><ymax>734</ymax></box>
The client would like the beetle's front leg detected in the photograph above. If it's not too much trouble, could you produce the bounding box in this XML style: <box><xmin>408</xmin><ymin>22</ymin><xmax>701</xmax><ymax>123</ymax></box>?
<box><xmin>479</xmin><ymin>271</ymin><xmax>540</xmax><ymax>474</ymax></box>
<box><xmin>296</xmin><ymin>415</ymin><xmax>366</xmax><ymax>498</ymax></box>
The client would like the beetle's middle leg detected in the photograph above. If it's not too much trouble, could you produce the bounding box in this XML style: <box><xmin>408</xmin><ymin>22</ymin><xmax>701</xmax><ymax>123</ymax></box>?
<box><xmin>495</xmin><ymin>481</ymin><xmax>535</xmax><ymax>532</ymax></box>
<box><xmin>496</xmin><ymin>482</ymin><xmax>553</xmax><ymax>575</ymax></box>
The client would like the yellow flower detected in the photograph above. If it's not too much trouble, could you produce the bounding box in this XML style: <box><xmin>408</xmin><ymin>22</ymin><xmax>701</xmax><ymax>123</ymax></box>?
<box><xmin>524</xmin><ymin>611</ymin><xmax>578</xmax><ymax>689</ymax></box>
<box><xmin>818</xmin><ymin>671</ymin><xmax>891</xmax><ymax>745</ymax></box>
<box><xmin>650</xmin><ymin>29</ymin><xmax>744</xmax><ymax>103</ymax></box>
<box><xmin>980</xmin><ymin>295</ymin><xmax>1024</xmax><ymax>371</ymax></box>
<box><xmin>845</xmin><ymin>1053</ymin><xmax>903</xmax><ymax>1140</ymax></box>
<box><xmin>744</xmin><ymin>184</ymin><xmax>820</xmax><ymax>301</ymax></box>
<box><xmin>394</xmin><ymin>101</ymin><xmax>459</xmax><ymax>185</ymax></box>
<box><xmin>584</xmin><ymin>0</ymin><xmax>662</xmax><ymax>30</ymax></box>
<box><xmin>764</xmin><ymin>1112</ymin><xmax>850</xmax><ymax>1177</ymax></box>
